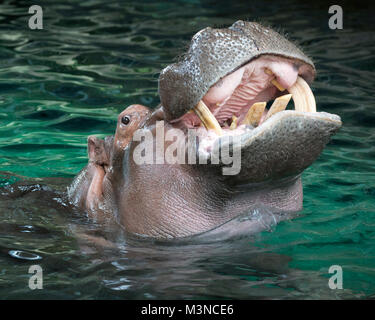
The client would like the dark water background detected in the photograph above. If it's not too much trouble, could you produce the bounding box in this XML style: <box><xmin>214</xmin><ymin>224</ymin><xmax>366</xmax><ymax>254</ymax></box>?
<box><xmin>0</xmin><ymin>0</ymin><xmax>374</xmax><ymax>299</ymax></box>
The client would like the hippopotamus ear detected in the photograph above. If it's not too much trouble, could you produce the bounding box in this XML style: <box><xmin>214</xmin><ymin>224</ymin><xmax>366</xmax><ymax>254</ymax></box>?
<box><xmin>87</xmin><ymin>136</ymin><xmax>109</xmax><ymax>166</ymax></box>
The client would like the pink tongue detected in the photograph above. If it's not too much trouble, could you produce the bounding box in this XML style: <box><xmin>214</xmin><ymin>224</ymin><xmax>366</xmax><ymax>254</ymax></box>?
<box><xmin>202</xmin><ymin>55</ymin><xmax>298</xmax><ymax>123</ymax></box>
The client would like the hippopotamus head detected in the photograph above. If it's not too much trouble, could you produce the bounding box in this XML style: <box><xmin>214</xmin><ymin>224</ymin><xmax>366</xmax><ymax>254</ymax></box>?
<box><xmin>69</xmin><ymin>21</ymin><xmax>341</xmax><ymax>239</ymax></box>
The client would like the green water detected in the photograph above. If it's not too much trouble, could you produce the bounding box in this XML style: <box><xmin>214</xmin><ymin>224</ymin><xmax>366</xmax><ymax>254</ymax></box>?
<box><xmin>0</xmin><ymin>0</ymin><xmax>374</xmax><ymax>299</ymax></box>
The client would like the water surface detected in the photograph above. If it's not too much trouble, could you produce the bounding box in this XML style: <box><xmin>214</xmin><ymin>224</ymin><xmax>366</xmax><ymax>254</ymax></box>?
<box><xmin>0</xmin><ymin>0</ymin><xmax>374</xmax><ymax>299</ymax></box>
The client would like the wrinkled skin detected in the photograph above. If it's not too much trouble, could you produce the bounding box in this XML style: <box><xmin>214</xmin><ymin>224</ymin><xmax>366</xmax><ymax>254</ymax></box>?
<box><xmin>69</xmin><ymin>21</ymin><xmax>342</xmax><ymax>239</ymax></box>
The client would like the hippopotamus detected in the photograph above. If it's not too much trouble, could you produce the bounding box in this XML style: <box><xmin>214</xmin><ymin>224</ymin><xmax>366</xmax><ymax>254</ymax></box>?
<box><xmin>68</xmin><ymin>21</ymin><xmax>342</xmax><ymax>239</ymax></box>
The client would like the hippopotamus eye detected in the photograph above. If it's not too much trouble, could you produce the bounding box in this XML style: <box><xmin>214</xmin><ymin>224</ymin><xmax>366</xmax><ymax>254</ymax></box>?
<box><xmin>121</xmin><ymin>116</ymin><xmax>130</xmax><ymax>125</ymax></box>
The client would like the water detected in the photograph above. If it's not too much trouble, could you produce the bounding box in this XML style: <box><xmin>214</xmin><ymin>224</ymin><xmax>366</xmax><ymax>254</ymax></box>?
<box><xmin>0</xmin><ymin>0</ymin><xmax>374</xmax><ymax>299</ymax></box>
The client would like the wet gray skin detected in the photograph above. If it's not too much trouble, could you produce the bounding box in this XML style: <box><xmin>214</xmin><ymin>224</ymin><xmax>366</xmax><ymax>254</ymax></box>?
<box><xmin>159</xmin><ymin>20</ymin><xmax>315</xmax><ymax>121</ymax></box>
<box><xmin>69</xmin><ymin>21</ymin><xmax>342</xmax><ymax>239</ymax></box>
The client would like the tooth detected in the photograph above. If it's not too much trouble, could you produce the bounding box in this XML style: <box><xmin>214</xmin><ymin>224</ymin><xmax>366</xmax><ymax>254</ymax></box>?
<box><xmin>230</xmin><ymin>115</ymin><xmax>238</xmax><ymax>130</ymax></box>
<box><xmin>288</xmin><ymin>76</ymin><xmax>316</xmax><ymax>112</ymax></box>
<box><xmin>193</xmin><ymin>100</ymin><xmax>223</xmax><ymax>135</ymax></box>
<box><xmin>265</xmin><ymin>68</ymin><xmax>285</xmax><ymax>91</ymax></box>
<box><xmin>243</xmin><ymin>102</ymin><xmax>266</xmax><ymax>127</ymax></box>
<box><xmin>265</xmin><ymin>68</ymin><xmax>316</xmax><ymax>113</ymax></box>
<box><xmin>264</xmin><ymin>94</ymin><xmax>292</xmax><ymax>121</ymax></box>
<box><xmin>272</xmin><ymin>80</ymin><xmax>285</xmax><ymax>92</ymax></box>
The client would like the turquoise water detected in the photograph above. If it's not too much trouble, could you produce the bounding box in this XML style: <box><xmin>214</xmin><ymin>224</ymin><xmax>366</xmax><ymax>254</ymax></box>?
<box><xmin>0</xmin><ymin>0</ymin><xmax>375</xmax><ymax>299</ymax></box>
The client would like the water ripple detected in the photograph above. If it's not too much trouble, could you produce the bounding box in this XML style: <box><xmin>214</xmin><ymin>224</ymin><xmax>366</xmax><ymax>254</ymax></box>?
<box><xmin>0</xmin><ymin>0</ymin><xmax>374</xmax><ymax>299</ymax></box>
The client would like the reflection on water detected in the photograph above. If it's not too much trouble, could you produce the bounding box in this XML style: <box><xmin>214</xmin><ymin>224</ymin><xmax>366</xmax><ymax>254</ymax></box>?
<box><xmin>0</xmin><ymin>0</ymin><xmax>374</xmax><ymax>299</ymax></box>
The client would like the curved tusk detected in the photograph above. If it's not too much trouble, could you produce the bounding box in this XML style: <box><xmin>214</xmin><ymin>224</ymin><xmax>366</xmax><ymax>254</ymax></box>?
<box><xmin>288</xmin><ymin>76</ymin><xmax>316</xmax><ymax>113</ymax></box>
<box><xmin>193</xmin><ymin>100</ymin><xmax>223</xmax><ymax>135</ymax></box>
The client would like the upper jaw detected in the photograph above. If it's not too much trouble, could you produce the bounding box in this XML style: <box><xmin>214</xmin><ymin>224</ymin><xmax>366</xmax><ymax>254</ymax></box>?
<box><xmin>158</xmin><ymin>20</ymin><xmax>316</xmax><ymax>122</ymax></box>
<box><xmin>158</xmin><ymin>20</ymin><xmax>322</xmax><ymax>138</ymax></box>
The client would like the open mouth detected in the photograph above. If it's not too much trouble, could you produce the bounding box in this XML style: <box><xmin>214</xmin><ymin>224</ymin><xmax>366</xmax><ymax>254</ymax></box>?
<box><xmin>171</xmin><ymin>55</ymin><xmax>316</xmax><ymax>136</ymax></box>
<box><xmin>158</xmin><ymin>21</ymin><xmax>341</xmax><ymax>182</ymax></box>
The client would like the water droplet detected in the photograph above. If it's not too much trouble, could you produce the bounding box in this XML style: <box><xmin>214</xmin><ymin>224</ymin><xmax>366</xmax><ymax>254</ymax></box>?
<box><xmin>8</xmin><ymin>250</ymin><xmax>42</xmax><ymax>261</ymax></box>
